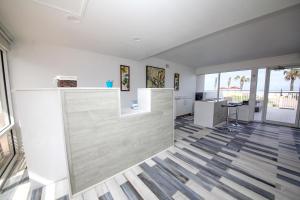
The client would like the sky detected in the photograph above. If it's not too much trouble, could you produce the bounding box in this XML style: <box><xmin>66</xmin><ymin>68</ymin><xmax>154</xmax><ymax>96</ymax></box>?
<box><xmin>256</xmin><ymin>68</ymin><xmax>300</xmax><ymax>91</ymax></box>
<box><xmin>204</xmin><ymin>68</ymin><xmax>300</xmax><ymax>92</ymax></box>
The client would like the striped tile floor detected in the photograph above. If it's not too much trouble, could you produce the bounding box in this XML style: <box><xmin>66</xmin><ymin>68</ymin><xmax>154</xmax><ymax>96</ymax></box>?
<box><xmin>0</xmin><ymin>155</ymin><xmax>70</xmax><ymax>200</ymax></box>
<box><xmin>1</xmin><ymin>116</ymin><xmax>300</xmax><ymax>199</ymax></box>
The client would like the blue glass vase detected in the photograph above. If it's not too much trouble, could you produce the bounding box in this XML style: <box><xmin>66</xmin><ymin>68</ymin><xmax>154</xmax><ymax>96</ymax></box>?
<box><xmin>106</xmin><ymin>80</ymin><xmax>113</xmax><ymax>88</ymax></box>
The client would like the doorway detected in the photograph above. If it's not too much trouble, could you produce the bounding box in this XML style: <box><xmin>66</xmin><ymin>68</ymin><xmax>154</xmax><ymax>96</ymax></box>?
<box><xmin>263</xmin><ymin>66</ymin><xmax>300</xmax><ymax>127</ymax></box>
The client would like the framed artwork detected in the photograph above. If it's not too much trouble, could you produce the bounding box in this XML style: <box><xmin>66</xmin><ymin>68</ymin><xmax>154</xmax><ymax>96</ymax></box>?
<box><xmin>174</xmin><ymin>73</ymin><xmax>180</xmax><ymax>91</ymax></box>
<box><xmin>120</xmin><ymin>65</ymin><xmax>130</xmax><ymax>91</ymax></box>
<box><xmin>146</xmin><ymin>66</ymin><xmax>165</xmax><ymax>88</ymax></box>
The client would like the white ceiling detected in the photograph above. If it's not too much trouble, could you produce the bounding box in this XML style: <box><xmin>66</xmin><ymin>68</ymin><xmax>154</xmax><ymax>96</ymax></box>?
<box><xmin>157</xmin><ymin>5</ymin><xmax>300</xmax><ymax>68</ymax></box>
<box><xmin>0</xmin><ymin>0</ymin><xmax>300</xmax><ymax>63</ymax></box>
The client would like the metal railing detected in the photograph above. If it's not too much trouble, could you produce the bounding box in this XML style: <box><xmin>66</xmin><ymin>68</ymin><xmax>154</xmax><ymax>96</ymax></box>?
<box><xmin>267</xmin><ymin>91</ymin><xmax>299</xmax><ymax>109</ymax></box>
<box><xmin>203</xmin><ymin>89</ymin><xmax>299</xmax><ymax>109</ymax></box>
<box><xmin>220</xmin><ymin>90</ymin><xmax>250</xmax><ymax>102</ymax></box>
<box><xmin>216</xmin><ymin>90</ymin><xmax>299</xmax><ymax>110</ymax></box>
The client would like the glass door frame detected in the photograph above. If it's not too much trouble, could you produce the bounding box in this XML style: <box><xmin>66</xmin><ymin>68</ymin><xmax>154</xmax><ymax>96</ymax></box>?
<box><xmin>252</xmin><ymin>68</ymin><xmax>264</xmax><ymax>122</ymax></box>
<box><xmin>262</xmin><ymin>67</ymin><xmax>300</xmax><ymax>127</ymax></box>
<box><xmin>297</xmin><ymin>95</ymin><xmax>300</xmax><ymax>127</ymax></box>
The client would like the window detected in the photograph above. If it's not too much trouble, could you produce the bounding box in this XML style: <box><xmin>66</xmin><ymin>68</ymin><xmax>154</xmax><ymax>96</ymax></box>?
<box><xmin>219</xmin><ymin>70</ymin><xmax>251</xmax><ymax>102</ymax></box>
<box><xmin>203</xmin><ymin>73</ymin><xmax>219</xmax><ymax>99</ymax></box>
<box><xmin>0</xmin><ymin>49</ymin><xmax>15</xmax><ymax>178</ymax></box>
<box><xmin>0</xmin><ymin>131</ymin><xmax>15</xmax><ymax>176</ymax></box>
<box><xmin>266</xmin><ymin>67</ymin><xmax>300</xmax><ymax>124</ymax></box>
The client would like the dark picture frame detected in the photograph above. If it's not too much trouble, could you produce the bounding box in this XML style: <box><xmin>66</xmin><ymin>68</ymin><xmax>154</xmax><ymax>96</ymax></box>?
<box><xmin>174</xmin><ymin>73</ymin><xmax>180</xmax><ymax>91</ymax></box>
<box><xmin>120</xmin><ymin>65</ymin><xmax>130</xmax><ymax>91</ymax></box>
<box><xmin>146</xmin><ymin>66</ymin><xmax>165</xmax><ymax>88</ymax></box>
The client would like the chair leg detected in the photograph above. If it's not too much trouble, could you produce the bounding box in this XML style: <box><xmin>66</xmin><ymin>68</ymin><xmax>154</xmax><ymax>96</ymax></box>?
<box><xmin>234</xmin><ymin>107</ymin><xmax>241</xmax><ymax>126</ymax></box>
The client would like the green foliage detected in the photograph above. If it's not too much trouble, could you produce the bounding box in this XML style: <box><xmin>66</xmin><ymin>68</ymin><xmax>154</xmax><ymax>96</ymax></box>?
<box><xmin>283</xmin><ymin>69</ymin><xmax>300</xmax><ymax>91</ymax></box>
<box><xmin>234</xmin><ymin>75</ymin><xmax>250</xmax><ymax>90</ymax></box>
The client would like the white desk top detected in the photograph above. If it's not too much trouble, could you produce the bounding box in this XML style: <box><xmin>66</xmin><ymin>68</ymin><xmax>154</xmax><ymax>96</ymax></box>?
<box><xmin>195</xmin><ymin>99</ymin><xmax>227</xmax><ymax>103</ymax></box>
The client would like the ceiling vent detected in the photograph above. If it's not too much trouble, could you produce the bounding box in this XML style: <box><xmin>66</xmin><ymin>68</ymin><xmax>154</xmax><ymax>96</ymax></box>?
<box><xmin>32</xmin><ymin>0</ymin><xmax>88</xmax><ymax>17</ymax></box>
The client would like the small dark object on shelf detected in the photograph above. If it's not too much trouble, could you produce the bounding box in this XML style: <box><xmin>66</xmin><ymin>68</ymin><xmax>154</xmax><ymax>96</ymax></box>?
<box><xmin>57</xmin><ymin>80</ymin><xmax>77</xmax><ymax>87</ymax></box>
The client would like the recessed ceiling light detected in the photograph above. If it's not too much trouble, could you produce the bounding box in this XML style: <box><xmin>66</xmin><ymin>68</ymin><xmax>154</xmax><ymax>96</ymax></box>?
<box><xmin>133</xmin><ymin>37</ymin><xmax>141</xmax><ymax>42</ymax></box>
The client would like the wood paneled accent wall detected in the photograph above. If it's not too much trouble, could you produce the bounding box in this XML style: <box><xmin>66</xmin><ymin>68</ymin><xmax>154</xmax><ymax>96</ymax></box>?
<box><xmin>62</xmin><ymin>89</ymin><xmax>174</xmax><ymax>195</ymax></box>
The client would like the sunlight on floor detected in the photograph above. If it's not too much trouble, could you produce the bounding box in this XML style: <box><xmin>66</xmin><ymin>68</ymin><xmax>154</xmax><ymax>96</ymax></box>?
<box><xmin>11</xmin><ymin>182</ymin><xmax>30</xmax><ymax>200</ymax></box>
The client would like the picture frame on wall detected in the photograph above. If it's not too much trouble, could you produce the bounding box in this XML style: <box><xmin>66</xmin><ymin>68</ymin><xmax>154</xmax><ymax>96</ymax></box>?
<box><xmin>146</xmin><ymin>66</ymin><xmax>165</xmax><ymax>88</ymax></box>
<box><xmin>174</xmin><ymin>73</ymin><xmax>180</xmax><ymax>91</ymax></box>
<box><xmin>120</xmin><ymin>65</ymin><xmax>130</xmax><ymax>91</ymax></box>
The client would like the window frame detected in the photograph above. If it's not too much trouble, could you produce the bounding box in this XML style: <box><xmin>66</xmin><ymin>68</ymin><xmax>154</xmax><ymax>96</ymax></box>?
<box><xmin>0</xmin><ymin>47</ymin><xmax>16</xmax><ymax>179</ymax></box>
<box><xmin>219</xmin><ymin>69</ymin><xmax>252</xmax><ymax>102</ymax></box>
<box><xmin>0</xmin><ymin>50</ymin><xmax>12</xmax><ymax>134</ymax></box>
<box><xmin>202</xmin><ymin>69</ymin><xmax>253</xmax><ymax>101</ymax></box>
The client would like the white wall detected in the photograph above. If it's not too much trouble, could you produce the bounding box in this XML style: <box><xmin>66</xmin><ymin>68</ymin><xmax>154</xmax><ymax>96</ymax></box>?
<box><xmin>8</xmin><ymin>42</ymin><xmax>196</xmax><ymax>108</ymax></box>
<box><xmin>196</xmin><ymin>53</ymin><xmax>300</xmax><ymax>74</ymax></box>
<box><xmin>196</xmin><ymin>75</ymin><xmax>205</xmax><ymax>92</ymax></box>
<box><xmin>143</xmin><ymin>57</ymin><xmax>196</xmax><ymax>99</ymax></box>
<box><xmin>8</xmin><ymin>42</ymin><xmax>196</xmax><ymax>152</ymax></box>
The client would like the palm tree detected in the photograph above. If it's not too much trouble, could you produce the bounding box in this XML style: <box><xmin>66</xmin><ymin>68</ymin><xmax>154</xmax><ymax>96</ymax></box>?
<box><xmin>227</xmin><ymin>77</ymin><xmax>231</xmax><ymax>89</ymax></box>
<box><xmin>214</xmin><ymin>77</ymin><xmax>218</xmax><ymax>90</ymax></box>
<box><xmin>283</xmin><ymin>69</ymin><xmax>300</xmax><ymax>91</ymax></box>
<box><xmin>234</xmin><ymin>75</ymin><xmax>250</xmax><ymax>90</ymax></box>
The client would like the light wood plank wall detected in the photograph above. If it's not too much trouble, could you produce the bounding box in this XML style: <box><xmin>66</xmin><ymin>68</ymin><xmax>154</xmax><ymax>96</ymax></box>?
<box><xmin>62</xmin><ymin>89</ymin><xmax>174</xmax><ymax>195</ymax></box>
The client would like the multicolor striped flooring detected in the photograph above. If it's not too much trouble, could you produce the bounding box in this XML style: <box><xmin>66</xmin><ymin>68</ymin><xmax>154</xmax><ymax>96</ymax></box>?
<box><xmin>1</xmin><ymin>116</ymin><xmax>300</xmax><ymax>199</ymax></box>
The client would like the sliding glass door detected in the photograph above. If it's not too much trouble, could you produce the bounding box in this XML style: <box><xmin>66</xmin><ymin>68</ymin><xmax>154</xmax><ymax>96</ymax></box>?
<box><xmin>200</xmin><ymin>67</ymin><xmax>300</xmax><ymax>127</ymax></box>
<box><xmin>264</xmin><ymin>67</ymin><xmax>300</xmax><ymax>126</ymax></box>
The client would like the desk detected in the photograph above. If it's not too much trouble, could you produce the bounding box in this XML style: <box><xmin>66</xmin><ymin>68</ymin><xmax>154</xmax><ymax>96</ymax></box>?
<box><xmin>175</xmin><ymin>97</ymin><xmax>193</xmax><ymax>117</ymax></box>
<box><xmin>15</xmin><ymin>88</ymin><xmax>174</xmax><ymax>196</ymax></box>
<box><xmin>194</xmin><ymin>100</ymin><xmax>227</xmax><ymax>127</ymax></box>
